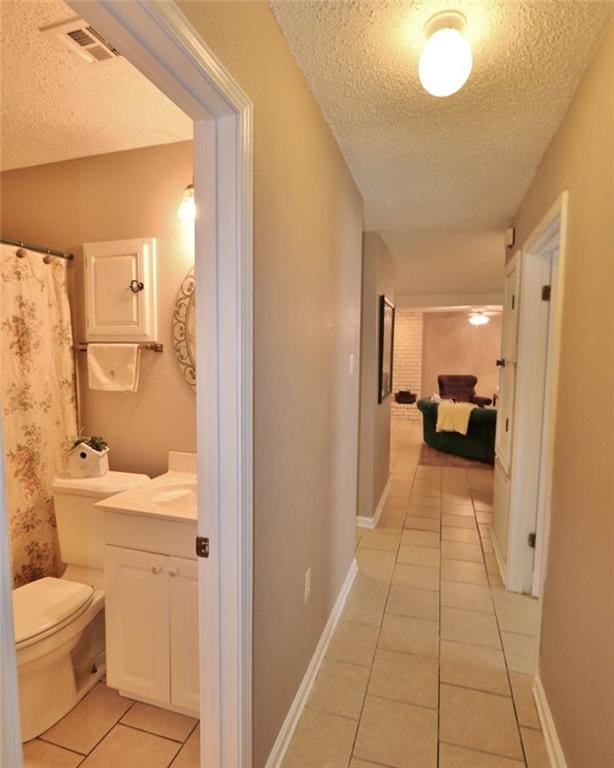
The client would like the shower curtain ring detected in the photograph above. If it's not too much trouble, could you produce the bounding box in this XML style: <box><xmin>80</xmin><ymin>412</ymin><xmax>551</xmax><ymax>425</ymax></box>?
<box><xmin>16</xmin><ymin>248</ymin><xmax>27</xmax><ymax>258</ymax></box>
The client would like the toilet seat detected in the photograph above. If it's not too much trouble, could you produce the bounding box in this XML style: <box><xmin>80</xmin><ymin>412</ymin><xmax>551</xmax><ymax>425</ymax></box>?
<box><xmin>14</xmin><ymin>577</ymin><xmax>94</xmax><ymax>650</ymax></box>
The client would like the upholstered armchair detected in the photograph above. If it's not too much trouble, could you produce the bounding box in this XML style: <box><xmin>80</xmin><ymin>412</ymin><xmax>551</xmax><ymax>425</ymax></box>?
<box><xmin>437</xmin><ymin>375</ymin><xmax>493</xmax><ymax>407</ymax></box>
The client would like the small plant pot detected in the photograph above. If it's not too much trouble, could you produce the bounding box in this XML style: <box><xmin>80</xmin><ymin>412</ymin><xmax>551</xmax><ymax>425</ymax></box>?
<box><xmin>68</xmin><ymin>444</ymin><xmax>110</xmax><ymax>478</ymax></box>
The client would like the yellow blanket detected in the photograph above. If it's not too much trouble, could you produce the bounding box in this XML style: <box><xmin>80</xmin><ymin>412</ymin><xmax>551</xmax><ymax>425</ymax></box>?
<box><xmin>436</xmin><ymin>401</ymin><xmax>475</xmax><ymax>435</ymax></box>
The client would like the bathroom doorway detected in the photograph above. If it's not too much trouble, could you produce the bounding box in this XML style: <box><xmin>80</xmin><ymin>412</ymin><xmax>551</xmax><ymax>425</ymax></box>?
<box><xmin>0</xmin><ymin>2</ymin><xmax>253</xmax><ymax>766</ymax></box>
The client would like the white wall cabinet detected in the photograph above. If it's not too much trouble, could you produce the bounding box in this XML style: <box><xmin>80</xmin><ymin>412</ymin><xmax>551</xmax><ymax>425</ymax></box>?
<box><xmin>84</xmin><ymin>238</ymin><xmax>157</xmax><ymax>342</ymax></box>
<box><xmin>104</xmin><ymin>544</ymin><xmax>199</xmax><ymax>716</ymax></box>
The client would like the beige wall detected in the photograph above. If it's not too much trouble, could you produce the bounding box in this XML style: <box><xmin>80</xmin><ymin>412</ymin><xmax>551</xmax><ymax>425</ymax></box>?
<box><xmin>421</xmin><ymin>312</ymin><xmax>502</xmax><ymax>402</ymax></box>
<box><xmin>0</xmin><ymin>141</ymin><xmax>196</xmax><ymax>478</ymax></box>
<box><xmin>391</xmin><ymin>311</ymin><xmax>424</xmax><ymax>420</ymax></box>
<box><xmin>511</xmin><ymin>25</ymin><xmax>614</xmax><ymax>767</ymax></box>
<box><xmin>358</xmin><ymin>232</ymin><xmax>394</xmax><ymax>521</ymax></box>
<box><xmin>385</xmin><ymin>230</ymin><xmax>505</xmax><ymax>308</ymax></box>
<box><xmin>175</xmin><ymin>4</ymin><xmax>364</xmax><ymax>766</ymax></box>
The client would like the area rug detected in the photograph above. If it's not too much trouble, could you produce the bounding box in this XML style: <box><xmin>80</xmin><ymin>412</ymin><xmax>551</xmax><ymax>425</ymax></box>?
<box><xmin>419</xmin><ymin>443</ymin><xmax>492</xmax><ymax>470</ymax></box>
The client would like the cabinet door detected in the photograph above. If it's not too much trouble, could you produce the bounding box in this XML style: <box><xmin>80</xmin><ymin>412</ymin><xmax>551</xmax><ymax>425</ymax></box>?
<box><xmin>169</xmin><ymin>556</ymin><xmax>200</xmax><ymax>714</ymax></box>
<box><xmin>104</xmin><ymin>545</ymin><xmax>170</xmax><ymax>703</ymax></box>
<box><xmin>84</xmin><ymin>238</ymin><xmax>157</xmax><ymax>342</ymax></box>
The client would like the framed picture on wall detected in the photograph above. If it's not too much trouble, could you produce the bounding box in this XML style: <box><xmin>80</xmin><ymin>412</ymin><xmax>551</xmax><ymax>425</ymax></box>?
<box><xmin>378</xmin><ymin>295</ymin><xmax>395</xmax><ymax>403</ymax></box>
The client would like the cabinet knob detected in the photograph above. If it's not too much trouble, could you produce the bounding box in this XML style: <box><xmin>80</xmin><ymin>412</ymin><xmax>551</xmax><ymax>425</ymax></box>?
<box><xmin>151</xmin><ymin>565</ymin><xmax>162</xmax><ymax>576</ymax></box>
<box><xmin>168</xmin><ymin>567</ymin><xmax>179</xmax><ymax>578</ymax></box>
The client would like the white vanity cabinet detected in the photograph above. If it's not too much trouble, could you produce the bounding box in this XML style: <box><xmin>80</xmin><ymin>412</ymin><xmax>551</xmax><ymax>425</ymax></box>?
<box><xmin>103</xmin><ymin>512</ymin><xmax>199</xmax><ymax>717</ymax></box>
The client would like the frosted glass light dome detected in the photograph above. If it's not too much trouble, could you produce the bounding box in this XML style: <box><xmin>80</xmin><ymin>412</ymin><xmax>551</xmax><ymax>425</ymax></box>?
<box><xmin>419</xmin><ymin>27</ymin><xmax>473</xmax><ymax>97</ymax></box>
<box><xmin>177</xmin><ymin>183</ymin><xmax>195</xmax><ymax>222</ymax></box>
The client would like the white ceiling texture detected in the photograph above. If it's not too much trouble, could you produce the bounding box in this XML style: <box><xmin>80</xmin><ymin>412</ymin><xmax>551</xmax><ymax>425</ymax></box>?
<box><xmin>271</xmin><ymin>1</ymin><xmax>613</xmax><ymax>305</ymax></box>
<box><xmin>0</xmin><ymin>0</ymin><xmax>193</xmax><ymax>171</ymax></box>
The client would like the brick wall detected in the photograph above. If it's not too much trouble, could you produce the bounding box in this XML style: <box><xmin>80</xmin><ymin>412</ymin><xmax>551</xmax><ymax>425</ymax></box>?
<box><xmin>391</xmin><ymin>311</ymin><xmax>424</xmax><ymax>420</ymax></box>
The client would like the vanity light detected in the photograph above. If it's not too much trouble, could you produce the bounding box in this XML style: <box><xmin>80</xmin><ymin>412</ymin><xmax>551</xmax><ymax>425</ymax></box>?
<box><xmin>468</xmin><ymin>311</ymin><xmax>490</xmax><ymax>326</ymax></box>
<box><xmin>177</xmin><ymin>183</ymin><xmax>195</xmax><ymax>222</ymax></box>
<box><xmin>418</xmin><ymin>12</ymin><xmax>472</xmax><ymax>97</ymax></box>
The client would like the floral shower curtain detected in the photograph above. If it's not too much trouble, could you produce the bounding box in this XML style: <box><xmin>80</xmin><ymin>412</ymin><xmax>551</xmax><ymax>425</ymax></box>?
<box><xmin>0</xmin><ymin>244</ymin><xmax>77</xmax><ymax>586</ymax></box>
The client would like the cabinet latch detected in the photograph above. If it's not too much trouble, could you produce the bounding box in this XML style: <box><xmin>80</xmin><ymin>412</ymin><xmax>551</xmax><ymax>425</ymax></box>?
<box><xmin>196</xmin><ymin>536</ymin><xmax>210</xmax><ymax>558</ymax></box>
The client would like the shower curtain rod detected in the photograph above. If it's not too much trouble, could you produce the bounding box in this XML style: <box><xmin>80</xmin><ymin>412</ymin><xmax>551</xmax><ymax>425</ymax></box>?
<box><xmin>1</xmin><ymin>236</ymin><xmax>74</xmax><ymax>261</ymax></box>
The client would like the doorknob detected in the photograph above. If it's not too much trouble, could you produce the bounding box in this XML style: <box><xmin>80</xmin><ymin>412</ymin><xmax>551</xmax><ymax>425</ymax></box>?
<box><xmin>496</xmin><ymin>358</ymin><xmax>506</xmax><ymax>367</ymax></box>
<box><xmin>130</xmin><ymin>279</ymin><xmax>144</xmax><ymax>293</ymax></box>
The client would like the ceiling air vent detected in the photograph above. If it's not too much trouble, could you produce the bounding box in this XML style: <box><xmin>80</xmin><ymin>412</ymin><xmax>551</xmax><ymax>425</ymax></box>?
<box><xmin>40</xmin><ymin>16</ymin><xmax>121</xmax><ymax>64</ymax></box>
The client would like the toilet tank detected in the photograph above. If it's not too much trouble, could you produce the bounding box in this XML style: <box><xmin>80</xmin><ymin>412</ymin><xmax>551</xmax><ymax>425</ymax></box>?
<box><xmin>52</xmin><ymin>471</ymin><xmax>149</xmax><ymax>570</ymax></box>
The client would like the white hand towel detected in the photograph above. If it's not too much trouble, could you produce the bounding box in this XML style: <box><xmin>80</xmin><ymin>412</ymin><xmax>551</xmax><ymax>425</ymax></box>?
<box><xmin>87</xmin><ymin>344</ymin><xmax>141</xmax><ymax>392</ymax></box>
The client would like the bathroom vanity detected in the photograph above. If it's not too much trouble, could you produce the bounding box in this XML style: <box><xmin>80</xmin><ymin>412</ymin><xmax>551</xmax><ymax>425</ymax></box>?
<box><xmin>97</xmin><ymin>452</ymin><xmax>199</xmax><ymax>717</ymax></box>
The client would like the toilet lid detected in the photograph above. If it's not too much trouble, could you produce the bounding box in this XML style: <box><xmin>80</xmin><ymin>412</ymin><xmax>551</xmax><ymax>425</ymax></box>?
<box><xmin>13</xmin><ymin>577</ymin><xmax>94</xmax><ymax>646</ymax></box>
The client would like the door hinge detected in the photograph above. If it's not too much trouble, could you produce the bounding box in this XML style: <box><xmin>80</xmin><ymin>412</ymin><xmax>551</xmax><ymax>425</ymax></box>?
<box><xmin>528</xmin><ymin>532</ymin><xmax>536</xmax><ymax>548</ymax></box>
<box><xmin>505</xmin><ymin>417</ymin><xmax>509</xmax><ymax>432</ymax></box>
<box><xmin>541</xmin><ymin>285</ymin><xmax>551</xmax><ymax>301</ymax></box>
<box><xmin>511</xmin><ymin>294</ymin><xmax>515</xmax><ymax>310</ymax></box>
<box><xmin>195</xmin><ymin>536</ymin><xmax>210</xmax><ymax>558</ymax></box>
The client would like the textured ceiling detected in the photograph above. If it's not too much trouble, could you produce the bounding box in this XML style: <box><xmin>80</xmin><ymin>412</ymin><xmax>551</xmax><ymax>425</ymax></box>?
<box><xmin>0</xmin><ymin>0</ymin><xmax>192</xmax><ymax>171</ymax></box>
<box><xmin>271</xmin><ymin>0</ymin><xmax>613</xmax><ymax>235</ymax></box>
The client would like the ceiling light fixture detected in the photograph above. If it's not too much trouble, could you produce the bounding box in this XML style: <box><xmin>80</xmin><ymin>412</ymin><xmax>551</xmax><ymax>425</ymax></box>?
<box><xmin>177</xmin><ymin>183</ymin><xmax>195</xmax><ymax>222</ymax></box>
<box><xmin>468</xmin><ymin>311</ymin><xmax>490</xmax><ymax>326</ymax></box>
<box><xmin>418</xmin><ymin>11</ymin><xmax>472</xmax><ymax>98</ymax></box>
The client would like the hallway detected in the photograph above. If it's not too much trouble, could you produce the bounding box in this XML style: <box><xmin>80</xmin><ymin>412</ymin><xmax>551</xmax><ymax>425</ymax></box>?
<box><xmin>284</xmin><ymin>421</ymin><xmax>548</xmax><ymax>768</ymax></box>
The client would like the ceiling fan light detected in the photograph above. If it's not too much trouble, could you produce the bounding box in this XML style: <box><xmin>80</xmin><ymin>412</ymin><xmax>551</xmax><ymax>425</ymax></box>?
<box><xmin>468</xmin><ymin>311</ymin><xmax>490</xmax><ymax>326</ymax></box>
<box><xmin>418</xmin><ymin>26</ymin><xmax>472</xmax><ymax>97</ymax></box>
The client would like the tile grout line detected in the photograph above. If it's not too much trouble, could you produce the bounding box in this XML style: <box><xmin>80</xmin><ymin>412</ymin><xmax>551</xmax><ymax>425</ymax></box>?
<box><xmin>349</xmin><ymin>444</ymin><xmax>419</xmax><ymax>766</ymax></box>
<box><xmin>37</xmin><ymin>687</ymin><xmax>137</xmax><ymax>758</ymax></box>
<box><xmin>436</xmin><ymin>468</ymin><xmax>444</xmax><ymax>768</ymax></box>
<box><xmin>470</xmin><ymin>476</ymin><xmax>530</xmax><ymax>768</ymax></box>
<box><xmin>347</xmin><ymin>474</ymin><xmax>409</xmax><ymax>764</ymax></box>
<box><xmin>167</xmin><ymin>720</ymin><xmax>200</xmax><ymax>768</ymax></box>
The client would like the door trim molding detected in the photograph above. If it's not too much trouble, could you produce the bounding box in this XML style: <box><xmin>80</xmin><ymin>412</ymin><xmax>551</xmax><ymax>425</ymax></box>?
<box><xmin>66</xmin><ymin>3</ymin><xmax>254</xmax><ymax>765</ymax></box>
<box><xmin>505</xmin><ymin>192</ymin><xmax>568</xmax><ymax>594</ymax></box>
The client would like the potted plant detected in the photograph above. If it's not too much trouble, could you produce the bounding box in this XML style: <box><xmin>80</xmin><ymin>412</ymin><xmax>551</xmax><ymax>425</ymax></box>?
<box><xmin>68</xmin><ymin>435</ymin><xmax>110</xmax><ymax>478</ymax></box>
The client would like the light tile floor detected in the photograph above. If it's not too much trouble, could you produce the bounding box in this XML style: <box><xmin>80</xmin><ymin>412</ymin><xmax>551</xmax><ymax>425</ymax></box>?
<box><xmin>22</xmin><ymin>421</ymin><xmax>548</xmax><ymax>768</ymax></box>
<box><xmin>23</xmin><ymin>685</ymin><xmax>199</xmax><ymax>768</ymax></box>
<box><xmin>284</xmin><ymin>420</ymin><xmax>550</xmax><ymax>768</ymax></box>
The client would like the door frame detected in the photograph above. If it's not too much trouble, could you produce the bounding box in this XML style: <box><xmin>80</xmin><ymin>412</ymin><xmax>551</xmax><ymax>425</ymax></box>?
<box><xmin>0</xmin><ymin>2</ymin><xmax>254</xmax><ymax>765</ymax></box>
<box><xmin>505</xmin><ymin>192</ymin><xmax>568</xmax><ymax>594</ymax></box>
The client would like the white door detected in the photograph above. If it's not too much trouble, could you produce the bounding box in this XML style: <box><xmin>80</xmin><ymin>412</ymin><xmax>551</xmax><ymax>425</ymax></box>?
<box><xmin>84</xmin><ymin>238</ymin><xmax>157</xmax><ymax>342</ymax></box>
<box><xmin>169</xmin><ymin>556</ymin><xmax>200</xmax><ymax>714</ymax></box>
<box><xmin>104</xmin><ymin>545</ymin><xmax>170</xmax><ymax>703</ymax></box>
<box><xmin>495</xmin><ymin>251</ymin><xmax>521</xmax><ymax>474</ymax></box>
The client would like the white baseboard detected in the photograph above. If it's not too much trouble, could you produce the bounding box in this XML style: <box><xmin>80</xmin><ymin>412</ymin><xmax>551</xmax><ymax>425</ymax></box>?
<box><xmin>265</xmin><ymin>558</ymin><xmax>358</xmax><ymax>768</ymax></box>
<box><xmin>533</xmin><ymin>673</ymin><xmax>567</xmax><ymax>768</ymax></box>
<box><xmin>489</xmin><ymin>525</ymin><xmax>508</xmax><ymax>586</ymax></box>
<box><xmin>356</xmin><ymin>477</ymin><xmax>390</xmax><ymax>530</ymax></box>
<box><xmin>355</xmin><ymin>515</ymin><xmax>376</xmax><ymax>529</ymax></box>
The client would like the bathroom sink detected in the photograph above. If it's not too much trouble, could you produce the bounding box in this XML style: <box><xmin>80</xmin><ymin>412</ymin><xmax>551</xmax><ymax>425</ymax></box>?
<box><xmin>95</xmin><ymin>453</ymin><xmax>198</xmax><ymax>522</ymax></box>
<box><xmin>149</xmin><ymin>482</ymin><xmax>196</xmax><ymax>512</ymax></box>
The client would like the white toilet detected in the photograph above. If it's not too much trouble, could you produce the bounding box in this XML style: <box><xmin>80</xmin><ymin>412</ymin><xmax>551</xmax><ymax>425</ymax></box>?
<box><xmin>13</xmin><ymin>471</ymin><xmax>148</xmax><ymax>741</ymax></box>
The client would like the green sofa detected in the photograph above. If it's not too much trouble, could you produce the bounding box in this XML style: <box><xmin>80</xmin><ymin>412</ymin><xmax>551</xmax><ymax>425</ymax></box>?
<box><xmin>417</xmin><ymin>398</ymin><xmax>497</xmax><ymax>464</ymax></box>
